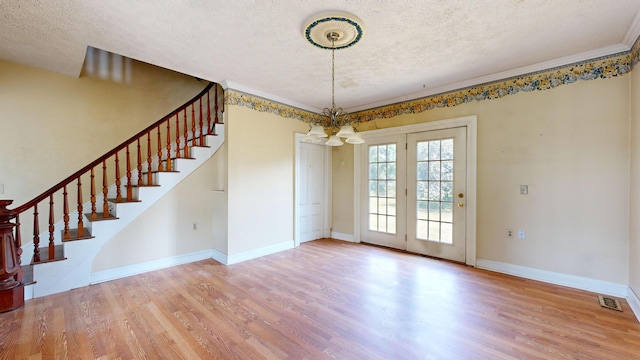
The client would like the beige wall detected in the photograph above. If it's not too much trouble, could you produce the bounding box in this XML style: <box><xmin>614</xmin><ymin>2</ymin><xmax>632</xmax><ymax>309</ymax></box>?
<box><xmin>91</xmin><ymin>151</ymin><xmax>222</xmax><ymax>272</ymax></box>
<box><xmin>630</xmin><ymin>68</ymin><xmax>640</xmax><ymax>295</ymax></box>
<box><xmin>4</xmin><ymin>49</ymin><xmax>637</xmax><ymax>291</ymax></box>
<box><xmin>0</xmin><ymin>58</ymin><xmax>204</xmax><ymax>207</ymax></box>
<box><xmin>226</xmin><ymin>104</ymin><xmax>308</xmax><ymax>255</ymax></box>
<box><xmin>332</xmin><ymin>145</ymin><xmax>354</xmax><ymax>234</ymax></box>
<box><xmin>1</xmin><ymin>57</ymin><xmax>214</xmax><ymax>272</ymax></box>
<box><xmin>335</xmin><ymin>76</ymin><xmax>630</xmax><ymax>284</ymax></box>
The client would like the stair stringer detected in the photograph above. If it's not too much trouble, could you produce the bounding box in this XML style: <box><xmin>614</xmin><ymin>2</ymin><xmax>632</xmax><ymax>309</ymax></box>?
<box><xmin>30</xmin><ymin>125</ymin><xmax>225</xmax><ymax>298</ymax></box>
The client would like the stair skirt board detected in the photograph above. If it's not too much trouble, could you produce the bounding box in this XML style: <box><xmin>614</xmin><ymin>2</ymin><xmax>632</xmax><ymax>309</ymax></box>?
<box><xmin>90</xmin><ymin>249</ymin><xmax>215</xmax><ymax>284</ymax></box>
<box><xmin>23</xmin><ymin>127</ymin><xmax>225</xmax><ymax>298</ymax></box>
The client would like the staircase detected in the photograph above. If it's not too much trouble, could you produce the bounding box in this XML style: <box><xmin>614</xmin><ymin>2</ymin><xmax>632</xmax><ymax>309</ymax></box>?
<box><xmin>0</xmin><ymin>83</ymin><xmax>224</xmax><ymax>308</ymax></box>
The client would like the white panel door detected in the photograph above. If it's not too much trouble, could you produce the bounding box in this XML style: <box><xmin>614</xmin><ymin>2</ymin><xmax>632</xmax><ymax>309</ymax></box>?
<box><xmin>360</xmin><ymin>135</ymin><xmax>407</xmax><ymax>249</ymax></box>
<box><xmin>299</xmin><ymin>142</ymin><xmax>325</xmax><ymax>243</ymax></box>
<box><xmin>407</xmin><ymin>127</ymin><xmax>467</xmax><ymax>262</ymax></box>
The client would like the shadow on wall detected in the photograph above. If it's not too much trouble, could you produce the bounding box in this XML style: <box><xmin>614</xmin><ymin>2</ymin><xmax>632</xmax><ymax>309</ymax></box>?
<box><xmin>81</xmin><ymin>46</ymin><xmax>132</xmax><ymax>83</ymax></box>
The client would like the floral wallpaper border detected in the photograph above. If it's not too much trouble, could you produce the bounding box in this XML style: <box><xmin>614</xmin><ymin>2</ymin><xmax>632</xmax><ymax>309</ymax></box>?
<box><xmin>225</xmin><ymin>91</ymin><xmax>323</xmax><ymax>123</ymax></box>
<box><xmin>226</xmin><ymin>36</ymin><xmax>640</xmax><ymax>123</ymax></box>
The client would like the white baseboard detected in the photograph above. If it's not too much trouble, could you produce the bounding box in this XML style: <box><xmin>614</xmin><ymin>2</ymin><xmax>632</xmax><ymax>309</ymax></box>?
<box><xmin>90</xmin><ymin>249</ymin><xmax>214</xmax><ymax>284</ymax></box>
<box><xmin>628</xmin><ymin>286</ymin><xmax>640</xmax><ymax>323</ymax></box>
<box><xmin>226</xmin><ymin>241</ymin><xmax>294</xmax><ymax>265</ymax></box>
<box><xmin>476</xmin><ymin>259</ymin><xmax>628</xmax><ymax>298</ymax></box>
<box><xmin>211</xmin><ymin>249</ymin><xmax>228</xmax><ymax>265</ymax></box>
<box><xmin>330</xmin><ymin>232</ymin><xmax>355</xmax><ymax>242</ymax></box>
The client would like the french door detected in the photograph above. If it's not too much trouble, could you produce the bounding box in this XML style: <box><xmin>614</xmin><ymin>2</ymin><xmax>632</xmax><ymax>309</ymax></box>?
<box><xmin>360</xmin><ymin>127</ymin><xmax>467</xmax><ymax>262</ymax></box>
<box><xmin>360</xmin><ymin>135</ymin><xmax>407</xmax><ymax>249</ymax></box>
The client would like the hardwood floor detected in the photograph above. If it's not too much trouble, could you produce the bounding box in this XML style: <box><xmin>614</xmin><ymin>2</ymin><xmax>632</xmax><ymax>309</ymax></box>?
<box><xmin>1</xmin><ymin>239</ymin><xmax>639</xmax><ymax>359</ymax></box>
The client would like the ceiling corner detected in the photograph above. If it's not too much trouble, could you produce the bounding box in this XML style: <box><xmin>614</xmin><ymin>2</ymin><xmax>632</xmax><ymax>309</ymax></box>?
<box><xmin>623</xmin><ymin>8</ymin><xmax>640</xmax><ymax>47</ymax></box>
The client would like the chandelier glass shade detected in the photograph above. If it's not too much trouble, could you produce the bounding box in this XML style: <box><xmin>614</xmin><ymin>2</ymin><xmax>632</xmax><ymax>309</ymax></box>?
<box><xmin>303</xmin><ymin>14</ymin><xmax>365</xmax><ymax>146</ymax></box>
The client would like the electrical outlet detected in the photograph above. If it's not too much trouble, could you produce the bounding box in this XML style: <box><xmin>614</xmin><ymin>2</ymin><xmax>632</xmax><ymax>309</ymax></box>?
<box><xmin>507</xmin><ymin>229</ymin><xmax>514</xmax><ymax>239</ymax></box>
<box><xmin>520</xmin><ymin>185</ymin><xmax>528</xmax><ymax>195</ymax></box>
<box><xmin>193</xmin><ymin>222</ymin><xmax>198</xmax><ymax>230</ymax></box>
<box><xmin>518</xmin><ymin>230</ymin><xmax>526</xmax><ymax>240</ymax></box>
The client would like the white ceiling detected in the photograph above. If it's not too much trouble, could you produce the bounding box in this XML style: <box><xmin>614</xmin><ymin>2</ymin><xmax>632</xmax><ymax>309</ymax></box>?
<box><xmin>2</xmin><ymin>1</ymin><xmax>640</xmax><ymax>113</ymax></box>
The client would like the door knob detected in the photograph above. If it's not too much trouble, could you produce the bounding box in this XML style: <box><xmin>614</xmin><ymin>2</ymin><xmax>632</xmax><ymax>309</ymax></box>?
<box><xmin>458</xmin><ymin>202</ymin><xmax>464</xmax><ymax>208</ymax></box>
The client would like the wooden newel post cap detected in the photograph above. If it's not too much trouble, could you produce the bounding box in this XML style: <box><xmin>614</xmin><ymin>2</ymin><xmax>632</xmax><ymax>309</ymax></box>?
<box><xmin>0</xmin><ymin>200</ymin><xmax>16</xmax><ymax>225</ymax></box>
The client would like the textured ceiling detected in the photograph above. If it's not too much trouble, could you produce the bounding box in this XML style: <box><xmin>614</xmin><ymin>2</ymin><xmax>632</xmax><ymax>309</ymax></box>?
<box><xmin>2</xmin><ymin>0</ymin><xmax>640</xmax><ymax>112</ymax></box>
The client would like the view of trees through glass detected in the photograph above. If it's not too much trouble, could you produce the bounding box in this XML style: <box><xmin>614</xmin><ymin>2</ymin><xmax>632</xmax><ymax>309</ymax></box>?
<box><xmin>416</xmin><ymin>139</ymin><xmax>454</xmax><ymax>243</ymax></box>
<box><xmin>368</xmin><ymin>144</ymin><xmax>397</xmax><ymax>234</ymax></box>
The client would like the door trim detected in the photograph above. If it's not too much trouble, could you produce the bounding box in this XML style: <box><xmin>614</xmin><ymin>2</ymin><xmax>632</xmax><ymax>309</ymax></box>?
<box><xmin>294</xmin><ymin>133</ymin><xmax>332</xmax><ymax>247</ymax></box>
<box><xmin>353</xmin><ymin>115</ymin><xmax>477</xmax><ymax>266</ymax></box>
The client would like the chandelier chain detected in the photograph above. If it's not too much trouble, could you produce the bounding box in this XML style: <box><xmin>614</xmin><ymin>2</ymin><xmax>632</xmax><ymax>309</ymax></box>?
<box><xmin>331</xmin><ymin>38</ymin><xmax>336</xmax><ymax>109</ymax></box>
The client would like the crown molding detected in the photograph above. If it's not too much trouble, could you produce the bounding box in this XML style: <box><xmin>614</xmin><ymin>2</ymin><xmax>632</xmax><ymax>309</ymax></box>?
<box><xmin>623</xmin><ymin>9</ymin><xmax>640</xmax><ymax>47</ymax></box>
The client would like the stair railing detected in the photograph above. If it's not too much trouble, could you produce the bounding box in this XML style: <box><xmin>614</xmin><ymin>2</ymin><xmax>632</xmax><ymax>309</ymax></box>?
<box><xmin>0</xmin><ymin>82</ymin><xmax>224</xmax><ymax>285</ymax></box>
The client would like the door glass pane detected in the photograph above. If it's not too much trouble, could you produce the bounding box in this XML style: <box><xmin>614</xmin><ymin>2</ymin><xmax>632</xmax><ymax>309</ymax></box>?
<box><xmin>368</xmin><ymin>144</ymin><xmax>397</xmax><ymax>234</ymax></box>
<box><xmin>441</xmin><ymin>202</ymin><xmax>453</xmax><ymax>222</ymax></box>
<box><xmin>429</xmin><ymin>201</ymin><xmax>440</xmax><ymax>221</ymax></box>
<box><xmin>441</xmin><ymin>139</ymin><xmax>454</xmax><ymax>160</ymax></box>
<box><xmin>417</xmin><ymin>200</ymin><xmax>427</xmax><ymax>220</ymax></box>
<box><xmin>417</xmin><ymin>142</ymin><xmax>429</xmax><ymax>161</ymax></box>
<box><xmin>417</xmin><ymin>220</ymin><xmax>428</xmax><ymax>239</ymax></box>
<box><xmin>388</xmin><ymin>198</ymin><xmax>397</xmax><ymax>216</ymax></box>
<box><xmin>378</xmin><ymin>197</ymin><xmax>387</xmax><ymax>215</ymax></box>
<box><xmin>369</xmin><ymin>214</ymin><xmax>378</xmax><ymax>231</ymax></box>
<box><xmin>415</xmin><ymin>138</ymin><xmax>454</xmax><ymax>243</ymax></box>
<box><xmin>378</xmin><ymin>163</ymin><xmax>387</xmax><ymax>180</ymax></box>
<box><xmin>417</xmin><ymin>163</ymin><xmax>428</xmax><ymax>180</ymax></box>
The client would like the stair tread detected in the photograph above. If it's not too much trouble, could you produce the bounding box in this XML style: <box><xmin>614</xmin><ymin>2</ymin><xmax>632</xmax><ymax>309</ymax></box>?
<box><xmin>170</xmin><ymin>157</ymin><xmax>196</xmax><ymax>160</ymax></box>
<box><xmin>141</xmin><ymin>170</ymin><xmax>180</xmax><ymax>174</ymax></box>
<box><xmin>62</xmin><ymin>228</ymin><xmax>95</xmax><ymax>242</ymax></box>
<box><xmin>86</xmin><ymin>213</ymin><xmax>119</xmax><ymax>222</ymax></box>
<box><xmin>32</xmin><ymin>244</ymin><xmax>66</xmax><ymax>265</ymax></box>
<box><xmin>127</xmin><ymin>184</ymin><xmax>161</xmax><ymax>188</ymax></box>
<box><xmin>108</xmin><ymin>198</ymin><xmax>142</xmax><ymax>203</ymax></box>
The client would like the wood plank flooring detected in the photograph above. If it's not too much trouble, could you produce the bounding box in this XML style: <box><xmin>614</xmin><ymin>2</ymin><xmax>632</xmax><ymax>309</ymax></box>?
<box><xmin>1</xmin><ymin>238</ymin><xmax>639</xmax><ymax>359</ymax></box>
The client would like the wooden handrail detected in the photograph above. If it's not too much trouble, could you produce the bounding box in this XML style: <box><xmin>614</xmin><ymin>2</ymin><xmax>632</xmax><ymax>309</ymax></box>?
<box><xmin>12</xmin><ymin>82</ymin><xmax>216</xmax><ymax>215</ymax></box>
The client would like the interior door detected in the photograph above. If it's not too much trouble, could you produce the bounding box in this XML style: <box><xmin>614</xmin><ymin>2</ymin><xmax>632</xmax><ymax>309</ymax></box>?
<box><xmin>406</xmin><ymin>127</ymin><xmax>467</xmax><ymax>262</ymax></box>
<box><xmin>360</xmin><ymin>135</ymin><xmax>406</xmax><ymax>249</ymax></box>
<box><xmin>298</xmin><ymin>141</ymin><xmax>325</xmax><ymax>243</ymax></box>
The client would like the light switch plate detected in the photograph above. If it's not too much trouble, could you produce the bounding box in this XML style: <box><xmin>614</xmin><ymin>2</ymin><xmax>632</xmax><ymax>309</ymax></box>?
<box><xmin>520</xmin><ymin>185</ymin><xmax>528</xmax><ymax>195</ymax></box>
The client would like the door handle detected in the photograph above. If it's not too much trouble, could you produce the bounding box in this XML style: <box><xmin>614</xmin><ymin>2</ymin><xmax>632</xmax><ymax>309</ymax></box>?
<box><xmin>458</xmin><ymin>202</ymin><xmax>464</xmax><ymax>208</ymax></box>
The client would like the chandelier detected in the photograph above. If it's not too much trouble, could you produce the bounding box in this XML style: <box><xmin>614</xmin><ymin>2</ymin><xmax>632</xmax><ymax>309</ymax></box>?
<box><xmin>303</xmin><ymin>14</ymin><xmax>365</xmax><ymax>146</ymax></box>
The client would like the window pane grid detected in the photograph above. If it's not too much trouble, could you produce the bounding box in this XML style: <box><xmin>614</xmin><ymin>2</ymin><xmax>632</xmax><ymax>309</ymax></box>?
<box><xmin>368</xmin><ymin>144</ymin><xmax>397</xmax><ymax>234</ymax></box>
<box><xmin>415</xmin><ymin>138</ymin><xmax>453</xmax><ymax>243</ymax></box>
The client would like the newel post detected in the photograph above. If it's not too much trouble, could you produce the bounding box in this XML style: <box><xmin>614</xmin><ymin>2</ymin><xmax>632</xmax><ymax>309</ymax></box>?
<box><xmin>0</xmin><ymin>200</ymin><xmax>24</xmax><ymax>312</ymax></box>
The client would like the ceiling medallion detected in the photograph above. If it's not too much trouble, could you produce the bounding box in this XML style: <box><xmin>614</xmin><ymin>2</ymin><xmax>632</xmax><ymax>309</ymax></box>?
<box><xmin>304</xmin><ymin>13</ymin><xmax>365</xmax><ymax>50</ymax></box>
<box><xmin>302</xmin><ymin>13</ymin><xmax>366</xmax><ymax>146</ymax></box>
